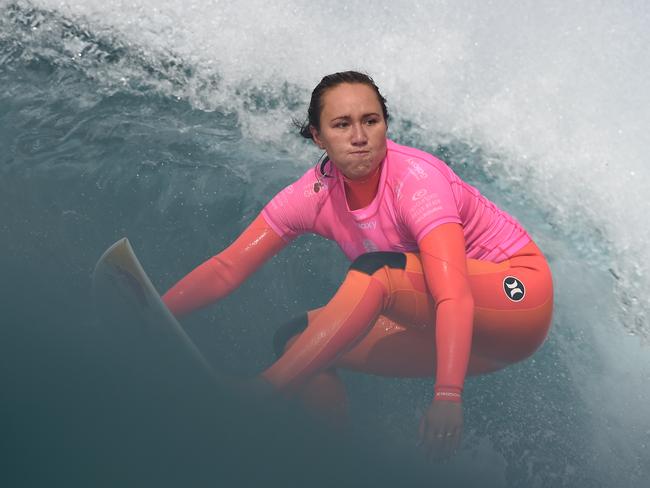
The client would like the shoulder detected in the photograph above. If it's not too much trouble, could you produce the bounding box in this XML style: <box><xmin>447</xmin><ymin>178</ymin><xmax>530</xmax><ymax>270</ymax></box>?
<box><xmin>386</xmin><ymin>139</ymin><xmax>438</xmax><ymax>162</ymax></box>
<box><xmin>286</xmin><ymin>163</ymin><xmax>320</xmax><ymax>190</ymax></box>
<box><xmin>264</xmin><ymin>162</ymin><xmax>339</xmax><ymax>237</ymax></box>
<box><xmin>385</xmin><ymin>139</ymin><xmax>458</xmax><ymax>185</ymax></box>
<box><xmin>268</xmin><ymin>162</ymin><xmax>338</xmax><ymax>210</ymax></box>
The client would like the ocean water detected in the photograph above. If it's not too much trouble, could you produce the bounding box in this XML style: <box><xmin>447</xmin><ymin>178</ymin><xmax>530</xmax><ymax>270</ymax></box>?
<box><xmin>1</xmin><ymin>0</ymin><xmax>649</xmax><ymax>486</ymax></box>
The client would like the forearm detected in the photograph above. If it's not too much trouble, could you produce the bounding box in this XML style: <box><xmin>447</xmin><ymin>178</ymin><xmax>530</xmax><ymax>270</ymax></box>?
<box><xmin>162</xmin><ymin>254</ymin><xmax>243</xmax><ymax>317</ymax></box>
<box><xmin>418</xmin><ymin>223</ymin><xmax>474</xmax><ymax>403</ymax></box>
<box><xmin>162</xmin><ymin>213</ymin><xmax>287</xmax><ymax>317</ymax></box>
<box><xmin>433</xmin><ymin>295</ymin><xmax>474</xmax><ymax>402</ymax></box>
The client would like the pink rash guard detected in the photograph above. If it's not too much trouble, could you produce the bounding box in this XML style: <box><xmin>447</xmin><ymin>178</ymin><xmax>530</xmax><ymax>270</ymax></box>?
<box><xmin>262</xmin><ymin>139</ymin><xmax>531</xmax><ymax>262</ymax></box>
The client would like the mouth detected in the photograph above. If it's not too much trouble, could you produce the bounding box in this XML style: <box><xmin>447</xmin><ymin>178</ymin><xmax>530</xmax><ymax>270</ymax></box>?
<box><xmin>349</xmin><ymin>150</ymin><xmax>370</xmax><ymax>156</ymax></box>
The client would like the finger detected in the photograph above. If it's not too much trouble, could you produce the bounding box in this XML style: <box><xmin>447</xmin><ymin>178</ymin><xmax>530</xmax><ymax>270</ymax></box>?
<box><xmin>444</xmin><ymin>432</ymin><xmax>457</xmax><ymax>459</ymax></box>
<box><xmin>423</xmin><ymin>428</ymin><xmax>436</xmax><ymax>460</ymax></box>
<box><xmin>434</xmin><ymin>434</ymin><xmax>448</xmax><ymax>461</ymax></box>
<box><xmin>418</xmin><ymin>416</ymin><xmax>425</xmax><ymax>442</ymax></box>
<box><xmin>424</xmin><ymin>430</ymin><xmax>437</xmax><ymax>461</ymax></box>
<box><xmin>452</xmin><ymin>428</ymin><xmax>462</xmax><ymax>453</ymax></box>
<box><xmin>442</xmin><ymin>429</ymin><xmax>461</xmax><ymax>460</ymax></box>
<box><xmin>428</xmin><ymin>431</ymin><xmax>445</xmax><ymax>462</ymax></box>
<box><xmin>418</xmin><ymin>418</ymin><xmax>430</xmax><ymax>450</ymax></box>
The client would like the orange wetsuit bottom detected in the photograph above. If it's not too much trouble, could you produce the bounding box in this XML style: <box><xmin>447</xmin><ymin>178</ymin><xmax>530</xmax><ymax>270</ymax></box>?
<box><xmin>274</xmin><ymin>240</ymin><xmax>553</xmax><ymax>380</ymax></box>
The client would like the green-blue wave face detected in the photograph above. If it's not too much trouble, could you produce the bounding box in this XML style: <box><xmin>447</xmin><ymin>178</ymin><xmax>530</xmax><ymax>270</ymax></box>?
<box><xmin>1</xmin><ymin>2</ymin><xmax>649</xmax><ymax>487</ymax></box>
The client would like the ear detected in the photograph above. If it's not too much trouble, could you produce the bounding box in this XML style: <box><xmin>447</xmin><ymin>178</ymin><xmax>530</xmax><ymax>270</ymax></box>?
<box><xmin>310</xmin><ymin>126</ymin><xmax>325</xmax><ymax>150</ymax></box>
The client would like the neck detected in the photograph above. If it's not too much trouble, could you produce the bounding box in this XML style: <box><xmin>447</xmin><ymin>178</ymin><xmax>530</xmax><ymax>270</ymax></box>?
<box><xmin>342</xmin><ymin>162</ymin><xmax>382</xmax><ymax>184</ymax></box>
<box><xmin>343</xmin><ymin>162</ymin><xmax>383</xmax><ymax>211</ymax></box>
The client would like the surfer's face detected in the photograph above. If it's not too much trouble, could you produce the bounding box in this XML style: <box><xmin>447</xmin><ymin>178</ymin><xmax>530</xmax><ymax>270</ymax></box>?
<box><xmin>310</xmin><ymin>83</ymin><xmax>387</xmax><ymax>180</ymax></box>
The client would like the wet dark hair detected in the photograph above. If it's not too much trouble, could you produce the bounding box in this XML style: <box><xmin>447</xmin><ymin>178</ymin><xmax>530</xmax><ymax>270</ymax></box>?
<box><xmin>297</xmin><ymin>71</ymin><xmax>389</xmax><ymax>139</ymax></box>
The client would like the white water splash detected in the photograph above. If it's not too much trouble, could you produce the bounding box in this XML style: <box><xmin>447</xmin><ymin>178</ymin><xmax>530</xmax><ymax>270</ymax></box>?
<box><xmin>23</xmin><ymin>0</ymin><xmax>650</xmax><ymax>334</ymax></box>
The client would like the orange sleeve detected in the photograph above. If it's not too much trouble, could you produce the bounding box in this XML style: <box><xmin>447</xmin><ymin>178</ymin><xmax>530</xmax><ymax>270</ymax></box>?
<box><xmin>418</xmin><ymin>223</ymin><xmax>474</xmax><ymax>403</ymax></box>
<box><xmin>162</xmin><ymin>213</ymin><xmax>287</xmax><ymax>317</ymax></box>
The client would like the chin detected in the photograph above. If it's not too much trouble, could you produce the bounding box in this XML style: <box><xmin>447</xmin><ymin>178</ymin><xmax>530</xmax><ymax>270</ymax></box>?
<box><xmin>350</xmin><ymin>165</ymin><xmax>375</xmax><ymax>179</ymax></box>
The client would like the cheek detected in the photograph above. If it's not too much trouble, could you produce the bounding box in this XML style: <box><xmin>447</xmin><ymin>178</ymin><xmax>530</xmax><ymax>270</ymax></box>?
<box><xmin>373</xmin><ymin>131</ymin><xmax>387</xmax><ymax>149</ymax></box>
<box><xmin>324</xmin><ymin>134</ymin><xmax>347</xmax><ymax>152</ymax></box>
<box><xmin>374</xmin><ymin>123</ymin><xmax>388</xmax><ymax>137</ymax></box>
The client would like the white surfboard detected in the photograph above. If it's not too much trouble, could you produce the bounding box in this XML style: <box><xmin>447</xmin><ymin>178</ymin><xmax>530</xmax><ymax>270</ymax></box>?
<box><xmin>92</xmin><ymin>238</ymin><xmax>221</xmax><ymax>384</ymax></box>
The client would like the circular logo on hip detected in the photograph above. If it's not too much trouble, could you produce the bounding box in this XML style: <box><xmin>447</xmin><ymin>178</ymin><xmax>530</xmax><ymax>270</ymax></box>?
<box><xmin>503</xmin><ymin>276</ymin><xmax>525</xmax><ymax>302</ymax></box>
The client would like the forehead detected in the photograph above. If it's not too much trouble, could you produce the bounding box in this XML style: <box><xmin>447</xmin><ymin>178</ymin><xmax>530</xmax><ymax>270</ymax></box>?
<box><xmin>320</xmin><ymin>83</ymin><xmax>381</xmax><ymax>116</ymax></box>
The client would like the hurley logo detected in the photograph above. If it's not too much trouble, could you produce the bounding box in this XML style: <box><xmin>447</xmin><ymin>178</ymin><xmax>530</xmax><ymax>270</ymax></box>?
<box><xmin>503</xmin><ymin>276</ymin><xmax>525</xmax><ymax>302</ymax></box>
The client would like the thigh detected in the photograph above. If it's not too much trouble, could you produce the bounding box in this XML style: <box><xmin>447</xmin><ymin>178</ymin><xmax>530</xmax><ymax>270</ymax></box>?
<box><xmin>467</xmin><ymin>241</ymin><xmax>554</xmax><ymax>362</ymax></box>
<box><xmin>335</xmin><ymin>315</ymin><xmax>436</xmax><ymax>376</ymax></box>
<box><xmin>335</xmin><ymin>315</ymin><xmax>510</xmax><ymax>377</ymax></box>
<box><xmin>335</xmin><ymin>241</ymin><xmax>553</xmax><ymax>373</ymax></box>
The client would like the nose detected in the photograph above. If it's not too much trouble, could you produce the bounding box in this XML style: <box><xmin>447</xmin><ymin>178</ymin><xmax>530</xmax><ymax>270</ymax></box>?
<box><xmin>351</xmin><ymin>122</ymin><xmax>368</xmax><ymax>146</ymax></box>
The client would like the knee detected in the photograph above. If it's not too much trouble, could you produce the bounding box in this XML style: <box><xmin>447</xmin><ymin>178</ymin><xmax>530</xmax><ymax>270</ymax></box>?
<box><xmin>349</xmin><ymin>252</ymin><xmax>406</xmax><ymax>276</ymax></box>
<box><xmin>273</xmin><ymin>313</ymin><xmax>308</xmax><ymax>358</ymax></box>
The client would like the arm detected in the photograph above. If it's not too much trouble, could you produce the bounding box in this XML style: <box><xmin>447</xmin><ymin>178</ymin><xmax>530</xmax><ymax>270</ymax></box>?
<box><xmin>162</xmin><ymin>213</ymin><xmax>288</xmax><ymax>317</ymax></box>
<box><xmin>417</xmin><ymin>222</ymin><xmax>473</xmax><ymax>459</ymax></box>
<box><xmin>418</xmin><ymin>222</ymin><xmax>474</xmax><ymax>401</ymax></box>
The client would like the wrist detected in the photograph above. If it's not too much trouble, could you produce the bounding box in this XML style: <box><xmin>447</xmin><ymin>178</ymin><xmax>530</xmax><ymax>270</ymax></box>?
<box><xmin>434</xmin><ymin>385</ymin><xmax>462</xmax><ymax>403</ymax></box>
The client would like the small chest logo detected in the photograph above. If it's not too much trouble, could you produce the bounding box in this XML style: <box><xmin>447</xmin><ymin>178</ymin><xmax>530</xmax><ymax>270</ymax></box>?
<box><xmin>503</xmin><ymin>276</ymin><xmax>525</xmax><ymax>302</ymax></box>
<box><xmin>412</xmin><ymin>189</ymin><xmax>428</xmax><ymax>201</ymax></box>
<box><xmin>357</xmin><ymin>220</ymin><xmax>377</xmax><ymax>230</ymax></box>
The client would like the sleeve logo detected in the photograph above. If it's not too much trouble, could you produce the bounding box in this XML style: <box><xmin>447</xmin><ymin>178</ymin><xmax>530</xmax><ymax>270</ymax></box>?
<box><xmin>407</xmin><ymin>159</ymin><xmax>428</xmax><ymax>180</ymax></box>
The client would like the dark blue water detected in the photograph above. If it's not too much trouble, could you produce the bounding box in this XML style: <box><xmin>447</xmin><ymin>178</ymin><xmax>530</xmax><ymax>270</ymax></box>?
<box><xmin>2</xmin><ymin>1</ymin><xmax>649</xmax><ymax>486</ymax></box>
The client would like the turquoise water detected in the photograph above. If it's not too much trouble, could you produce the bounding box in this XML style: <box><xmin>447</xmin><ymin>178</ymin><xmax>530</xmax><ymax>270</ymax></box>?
<box><xmin>2</xmin><ymin>1</ymin><xmax>649</xmax><ymax>486</ymax></box>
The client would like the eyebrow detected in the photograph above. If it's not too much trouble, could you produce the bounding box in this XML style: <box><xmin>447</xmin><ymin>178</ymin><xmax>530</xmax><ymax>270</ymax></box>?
<box><xmin>330</xmin><ymin>112</ymin><xmax>381</xmax><ymax>122</ymax></box>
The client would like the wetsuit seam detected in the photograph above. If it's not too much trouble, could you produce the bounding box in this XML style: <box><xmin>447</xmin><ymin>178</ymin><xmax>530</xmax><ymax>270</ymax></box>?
<box><xmin>474</xmin><ymin>295</ymin><xmax>553</xmax><ymax>313</ymax></box>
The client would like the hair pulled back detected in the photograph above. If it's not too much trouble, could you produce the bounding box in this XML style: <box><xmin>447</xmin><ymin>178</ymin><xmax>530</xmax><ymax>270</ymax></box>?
<box><xmin>297</xmin><ymin>71</ymin><xmax>389</xmax><ymax>139</ymax></box>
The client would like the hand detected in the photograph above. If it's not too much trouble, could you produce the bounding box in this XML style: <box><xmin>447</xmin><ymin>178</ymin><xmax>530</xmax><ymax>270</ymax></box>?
<box><xmin>235</xmin><ymin>375</ymin><xmax>277</xmax><ymax>400</ymax></box>
<box><xmin>418</xmin><ymin>399</ymin><xmax>463</xmax><ymax>461</ymax></box>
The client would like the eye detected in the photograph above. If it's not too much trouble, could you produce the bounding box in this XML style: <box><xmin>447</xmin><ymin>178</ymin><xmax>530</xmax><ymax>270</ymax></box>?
<box><xmin>365</xmin><ymin>118</ymin><xmax>380</xmax><ymax>126</ymax></box>
<box><xmin>334</xmin><ymin>121</ymin><xmax>349</xmax><ymax>129</ymax></box>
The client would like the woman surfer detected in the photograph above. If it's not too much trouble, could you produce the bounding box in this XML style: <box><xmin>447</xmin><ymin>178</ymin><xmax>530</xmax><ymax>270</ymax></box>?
<box><xmin>162</xmin><ymin>71</ymin><xmax>553</xmax><ymax>460</ymax></box>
